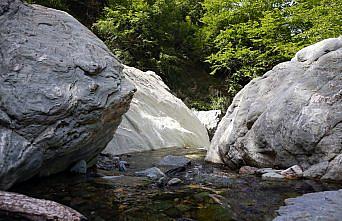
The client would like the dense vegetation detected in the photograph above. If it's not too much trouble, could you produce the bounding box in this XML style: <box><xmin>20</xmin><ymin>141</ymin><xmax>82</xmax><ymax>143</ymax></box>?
<box><xmin>27</xmin><ymin>0</ymin><xmax>341</xmax><ymax>111</ymax></box>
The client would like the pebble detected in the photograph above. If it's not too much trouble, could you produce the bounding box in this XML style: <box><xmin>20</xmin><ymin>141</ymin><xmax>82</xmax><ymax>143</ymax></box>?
<box><xmin>281</xmin><ymin>165</ymin><xmax>303</xmax><ymax>179</ymax></box>
<box><xmin>135</xmin><ymin>167</ymin><xmax>165</xmax><ymax>180</ymax></box>
<box><xmin>262</xmin><ymin>172</ymin><xmax>285</xmax><ymax>181</ymax></box>
<box><xmin>167</xmin><ymin>178</ymin><xmax>182</xmax><ymax>186</ymax></box>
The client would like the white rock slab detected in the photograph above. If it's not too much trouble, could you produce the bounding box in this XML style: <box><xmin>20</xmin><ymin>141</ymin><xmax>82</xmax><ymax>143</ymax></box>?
<box><xmin>103</xmin><ymin>66</ymin><xmax>210</xmax><ymax>155</ymax></box>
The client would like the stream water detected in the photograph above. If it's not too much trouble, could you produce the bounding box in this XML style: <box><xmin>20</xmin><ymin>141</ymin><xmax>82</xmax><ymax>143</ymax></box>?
<box><xmin>5</xmin><ymin>147</ymin><xmax>342</xmax><ymax>221</ymax></box>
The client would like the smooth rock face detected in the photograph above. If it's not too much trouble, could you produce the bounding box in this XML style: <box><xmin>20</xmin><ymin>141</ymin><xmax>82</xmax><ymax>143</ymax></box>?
<box><xmin>206</xmin><ymin>38</ymin><xmax>342</xmax><ymax>180</ymax></box>
<box><xmin>274</xmin><ymin>190</ymin><xmax>342</xmax><ymax>221</ymax></box>
<box><xmin>193</xmin><ymin>110</ymin><xmax>222</xmax><ymax>138</ymax></box>
<box><xmin>103</xmin><ymin>66</ymin><xmax>210</xmax><ymax>155</ymax></box>
<box><xmin>0</xmin><ymin>0</ymin><xmax>135</xmax><ymax>190</ymax></box>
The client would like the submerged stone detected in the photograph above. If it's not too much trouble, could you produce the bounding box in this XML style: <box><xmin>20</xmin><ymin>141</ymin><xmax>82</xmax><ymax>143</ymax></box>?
<box><xmin>167</xmin><ymin>178</ymin><xmax>182</xmax><ymax>186</ymax></box>
<box><xmin>135</xmin><ymin>167</ymin><xmax>165</xmax><ymax>180</ymax></box>
<box><xmin>70</xmin><ymin>160</ymin><xmax>87</xmax><ymax>174</ymax></box>
<box><xmin>262</xmin><ymin>172</ymin><xmax>285</xmax><ymax>181</ymax></box>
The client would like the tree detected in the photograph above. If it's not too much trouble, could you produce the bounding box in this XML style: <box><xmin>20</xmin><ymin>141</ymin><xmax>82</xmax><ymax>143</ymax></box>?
<box><xmin>199</xmin><ymin>0</ymin><xmax>341</xmax><ymax>95</ymax></box>
<box><xmin>93</xmin><ymin>0</ymin><xmax>203</xmax><ymax>78</ymax></box>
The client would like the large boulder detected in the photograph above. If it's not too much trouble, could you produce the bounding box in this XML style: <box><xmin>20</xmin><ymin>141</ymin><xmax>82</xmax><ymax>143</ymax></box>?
<box><xmin>0</xmin><ymin>0</ymin><xmax>135</xmax><ymax>190</ymax></box>
<box><xmin>206</xmin><ymin>38</ymin><xmax>342</xmax><ymax>181</ymax></box>
<box><xmin>103</xmin><ymin>66</ymin><xmax>210</xmax><ymax>155</ymax></box>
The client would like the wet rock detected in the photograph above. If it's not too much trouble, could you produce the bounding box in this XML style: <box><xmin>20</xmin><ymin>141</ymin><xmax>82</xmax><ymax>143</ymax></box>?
<box><xmin>119</xmin><ymin>161</ymin><xmax>128</xmax><ymax>172</ymax></box>
<box><xmin>135</xmin><ymin>167</ymin><xmax>165</xmax><ymax>180</ymax></box>
<box><xmin>103</xmin><ymin>66</ymin><xmax>210</xmax><ymax>155</ymax></box>
<box><xmin>303</xmin><ymin>161</ymin><xmax>329</xmax><ymax>179</ymax></box>
<box><xmin>165</xmin><ymin>167</ymin><xmax>187</xmax><ymax>176</ymax></box>
<box><xmin>274</xmin><ymin>189</ymin><xmax>342</xmax><ymax>221</ymax></box>
<box><xmin>206</xmin><ymin>37</ymin><xmax>342</xmax><ymax>181</ymax></box>
<box><xmin>256</xmin><ymin>168</ymin><xmax>282</xmax><ymax>176</ymax></box>
<box><xmin>0</xmin><ymin>0</ymin><xmax>135</xmax><ymax>190</ymax></box>
<box><xmin>199</xmin><ymin>174</ymin><xmax>232</xmax><ymax>187</ymax></box>
<box><xmin>281</xmin><ymin>165</ymin><xmax>303</xmax><ymax>179</ymax></box>
<box><xmin>157</xmin><ymin>177</ymin><xmax>166</xmax><ymax>187</ymax></box>
<box><xmin>101</xmin><ymin>175</ymin><xmax>124</xmax><ymax>180</ymax></box>
<box><xmin>70</xmin><ymin>160</ymin><xmax>87</xmax><ymax>174</ymax></box>
<box><xmin>167</xmin><ymin>178</ymin><xmax>182</xmax><ymax>186</ymax></box>
<box><xmin>158</xmin><ymin>155</ymin><xmax>191</xmax><ymax>167</ymax></box>
<box><xmin>96</xmin><ymin>154</ymin><xmax>119</xmax><ymax>171</ymax></box>
<box><xmin>239</xmin><ymin>166</ymin><xmax>258</xmax><ymax>175</ymax></box>
<box><xmin>321</xmin><ymin>154</ymin><xmax>342</xmax><ymax>181</ymax></box>
<box><xmin>262</xmin><ymin>172</ymin><xmax>285</xmax><ymax>181</ymax></box>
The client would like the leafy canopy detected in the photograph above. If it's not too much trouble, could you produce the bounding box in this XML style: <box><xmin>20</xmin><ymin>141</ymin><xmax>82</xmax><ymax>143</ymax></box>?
<box><xmin>200</xmin><ymin>0</ymin><xmax>342</xmax><ymax>94</ymax></box>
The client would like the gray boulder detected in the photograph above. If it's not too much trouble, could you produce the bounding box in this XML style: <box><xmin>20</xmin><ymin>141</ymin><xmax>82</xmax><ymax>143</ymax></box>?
<box><xmin>274</xmin><ymin>189</ymin><xmax>342</xmax><ymax>221</ymax></box>
<box><xmin>206</xmin><ymin>37</ymin><xmax>342</xmax><ymax>181</ymax></box>
<box><xmin>0</xmin><ymin>0</ymin><xmax>135</xmax><ymax>190</ymax></box>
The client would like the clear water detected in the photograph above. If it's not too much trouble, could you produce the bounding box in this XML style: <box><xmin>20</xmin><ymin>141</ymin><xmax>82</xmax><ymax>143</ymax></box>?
<box><xmin>4</xmin><ymin>148</ymin><xmax>342</xmax><ymax>221</ymax></box>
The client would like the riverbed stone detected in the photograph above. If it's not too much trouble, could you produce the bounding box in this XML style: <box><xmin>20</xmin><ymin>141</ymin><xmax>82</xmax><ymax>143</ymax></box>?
<box><xmin>206</xmin><ymin>37</ymin><xmax>342</xmax><ymax>181</ymax></box>
<box><xmin>274</xmin><ymin>189</ymin><xmax>342</xmax><ymax>221</ymax></box>
<box><xmin>281</xmin><ymin>165</ymin><xmax>303</xmax><ymax>179</ymax></box>
<box><xmin>167</xmin><ymin>178</ymin><xmax>182</xmax><ymax>186</ymax></box>
<box><xmin>239</xmin><ymin>166</ymin><xmax>259</xmax><ymax>175</ymax></box>
<box><xmin>256</xmin><ymin>168</ymin><xmax>282</xmax><ymax>176</ymax></box>
<box><xmin>135</xmin><ymin>167</ymin><xmax>165</xmax><ymax>180</ymax></box>
<box><xmin>262</xmin><ymin>172</ymin><xmax>285</xmax><ymax>181</ymax></box>
<box><xmin>0</xmin><ymin>0</ymin><xmax>135</xmax><ymax>190</ymax></box>
<box><xmin>70</xmin><ymin>160</ymin><xmax>87</xmax><ymax>174</ymax></box>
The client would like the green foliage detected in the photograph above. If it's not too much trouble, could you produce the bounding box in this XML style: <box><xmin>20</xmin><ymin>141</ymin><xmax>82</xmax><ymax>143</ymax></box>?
<box><xmin>26</xmin><ymin>0</ymin><xmax>68</xmax><ymax>10</ymax></box>
<box><xmin>200</xmin><ymin>0</ymin><xmax>342</xmax><ymax>95</ymax></box>
<box><xmin>93</xmin><ymin>0</ymin><xmax>203</xmax><ymax>79</ymax></box>
<box><xmin>26</xmin><ymin>0</ymin><xmax>106</xmax><ymax>27</ymax></box>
